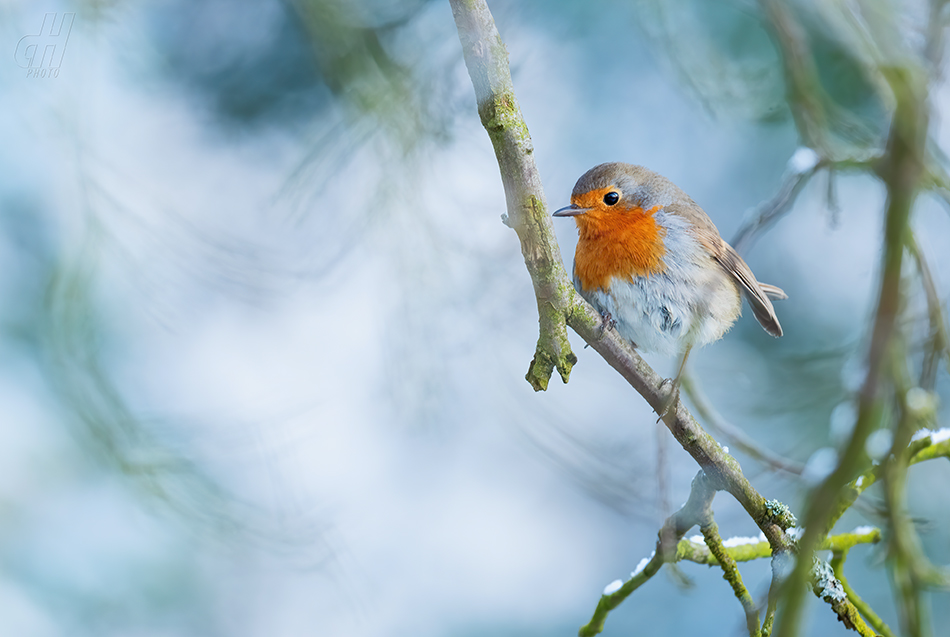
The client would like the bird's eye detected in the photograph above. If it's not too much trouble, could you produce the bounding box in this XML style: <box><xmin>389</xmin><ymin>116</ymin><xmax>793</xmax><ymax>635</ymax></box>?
<box><xmin>603</xmin><ymin>191</ymin><xmax>620</xmax><ymax>205</ymax></box>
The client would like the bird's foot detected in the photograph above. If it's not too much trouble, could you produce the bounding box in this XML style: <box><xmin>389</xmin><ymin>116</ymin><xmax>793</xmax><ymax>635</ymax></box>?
<box><xmin>656</xmin><ymin>376</ymin><xmax>681</xmax><ymax>422</ymax></box>
<box><xmin>599</xmin><ymin>311</ymin><xmax>617</xmax><ymax>338</ymax></box>
<box><xmin>585</xmin><ymin>312</ymin><xmax>618</xmax><ymax>349</ymax></box>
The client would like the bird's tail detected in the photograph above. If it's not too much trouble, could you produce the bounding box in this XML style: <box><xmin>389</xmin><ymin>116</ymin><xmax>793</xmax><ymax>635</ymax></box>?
<box><xmin>758</xmin><ymin>282</ymin><xmax>787</xmax><ymax>300</ymax></box>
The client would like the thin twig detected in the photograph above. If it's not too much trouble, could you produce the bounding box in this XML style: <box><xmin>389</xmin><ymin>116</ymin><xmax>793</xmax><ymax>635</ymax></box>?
<box><xmin>681</xmin><ymin>372</ymin><xmax>805</xmax><ymax>475</ymax></box>
<box><xmin>905</xmin><ymin>232</ymin><xmax>950</xmax><ymax>390</ymax></box>
<box><xmin>831</xmin><ymin>549</ymin><xmax>898</xmax><ymax>637</ymax></box>
<box><xmin>731</xmin><ymin>162</ymin><xmax>822</xmax><ymax>254</ymax></box>
<box><xmin>701</xmin><ymin>519</ymin><xmax>761</xmax><ymax>636</ymax></box>
<box><xmin>579</xmin><ymin>470</ymin><xmax>717</xmax><ymax>637</ymax></box>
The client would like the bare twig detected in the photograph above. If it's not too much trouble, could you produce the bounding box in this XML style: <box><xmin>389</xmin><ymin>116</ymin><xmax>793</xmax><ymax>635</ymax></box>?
<box><xmin>905</xmin><ymin>233</ymin><xmax>950</xmax><ymax>389</ymax></box>
<box><xmin>681</xmin><ymin>372</ymin><xmax>805</xmax><ymax>475</ymax></box>
<box><xmin>731</xmin><ymin>160</ymin><xmax>822</xmax><ymax>254</ymax></box>
<box><xmin>579</xmin><ymin>471</ymin><xmax>717</xmax><ymax>637</ymax></box>
<box><xmin>731</xmin><ymin>151</ymin><xmax>880</xmax><ymax>255</ymax></box>
<box><xmin>757</xmin><ymin>0</ymin><xmax>830</xmax><ymax>154</ymax></box>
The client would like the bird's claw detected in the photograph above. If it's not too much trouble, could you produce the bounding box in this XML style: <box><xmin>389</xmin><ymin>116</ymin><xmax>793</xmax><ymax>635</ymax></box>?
<box><xmin>586</xmin><ymin>312</ymin><xmax>618</xmax><ymax>349</ymax></box>
<box><xmin>599</xmin><ymin>311</ymin><xmax>617</xmax><ymax>338</ymax></box>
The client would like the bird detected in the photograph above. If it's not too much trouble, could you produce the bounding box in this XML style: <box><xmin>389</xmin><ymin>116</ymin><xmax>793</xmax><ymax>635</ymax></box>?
<box><xmin>553</xmin><ymin>162</ymin><xmax>786</xmax><ymax>413</ymax></box>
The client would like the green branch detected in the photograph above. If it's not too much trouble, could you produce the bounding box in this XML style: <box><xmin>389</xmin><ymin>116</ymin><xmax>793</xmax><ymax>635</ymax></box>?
<box><xmin>774</xmin><ymin>60</ymin><xmax>930</xmax><ymax>637</ymax></box>
<box><xmin>811</xmin><ymin>557</ymin><xmax>876</xmax><ymax>636</ymax></box>
<box><xmin>680</xmin><ymin>527</ymin><xmax>881</xmax><ymax>567</ymax></box>
<box><xmin>832</xmin><ymin>549</ymin><xmax>897</xmax><ymax>637</ymax></box>
<box><xmin>701</xmin><ymin>520</ymin><xmax>761</xmax><ymax>636</ymax></box>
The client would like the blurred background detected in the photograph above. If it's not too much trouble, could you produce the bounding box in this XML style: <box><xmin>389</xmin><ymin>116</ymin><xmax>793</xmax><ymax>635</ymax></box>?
<box><xmin>1</xmin><ymin>0</ymin><xmax>948</xmax><ymax>635</ymax></box>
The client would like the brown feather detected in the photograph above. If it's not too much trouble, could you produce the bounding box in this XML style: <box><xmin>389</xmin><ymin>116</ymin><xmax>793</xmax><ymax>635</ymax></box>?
<box><xmin>690</xmin><ymin>224</ymin><xmax>784</xmax><ymax>338</ymax></box>
<box><xmin>715</xmin><ymin>241</ymin><xmax>784</xmax><ymax>337</ymax></box>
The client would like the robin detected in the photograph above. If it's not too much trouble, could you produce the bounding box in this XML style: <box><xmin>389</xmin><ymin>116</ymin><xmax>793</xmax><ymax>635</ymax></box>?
<box><xmin>553</xmin><ymin>162</ymin><xmax>785</xmax><ymax>412</ymax></box>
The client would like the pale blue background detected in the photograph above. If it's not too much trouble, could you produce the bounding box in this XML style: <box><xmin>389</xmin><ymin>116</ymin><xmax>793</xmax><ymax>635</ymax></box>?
<box><xmin>1</xmin><ymin>1</ymin><xmax>948</xmax><ymax>635</ymax></box>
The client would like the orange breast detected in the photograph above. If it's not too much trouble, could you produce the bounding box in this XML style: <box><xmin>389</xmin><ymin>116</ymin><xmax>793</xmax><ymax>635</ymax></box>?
<box><xmin>573</xmin><ymin>205</ymin><xmax>666</xmax><ymax>293</ymax></box>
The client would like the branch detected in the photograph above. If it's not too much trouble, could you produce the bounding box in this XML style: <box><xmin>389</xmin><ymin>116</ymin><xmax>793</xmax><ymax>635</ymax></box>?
<box><xmin>906</xmin><ymin>232</ymin><xmax>950</xmax><ymax>389</ymax></box>
<box><xmin>731</xmin><ymin>153</ymin><xmax>822</xmax><ymax>254</ymax></box>
<box><xmin>583</xmin><ymin>500</ymin><xmax>881</xmax><ymax>637</ymax></box>
<box><xmin>682</xmin><ymin>372</ymin><xmax>805</xmax><ymax>475</ymax></box>
<box><xmin>579</xmin><ymin>471</ymin><xmax>716</xmax><ymax>637</ymax></box>
<box><xmin>811</xmin><ymin>557</ymin><xmax>877</xmax><ymax>636</ymax></box>
<box><xmin>730</xmin><ymin>149</ymin><xmax>880</xmax><ymax>255</ymax></box>
<box><xmin>758</xmin><ymin>0</ymin><xmax>831</xmax><ymax>154</ymax></box>
<box><xmin>701</xmin><ymin>519</ymin><xmax>761</xmax><ymax>636</ymax></box>
<box><xmin>449</xmin><ymin>3</ymin><xmax>898</xmax><ymax>636</ymax></box>
<box><xmin>831</xmin><ymin>549</ymin><xmax>897</xmax><ymax>637</ymax></box>
<box><xmin>449</xmin><ymin>0</ymin><xmax>577</xmax><ymax>391</ymax></box>
<box><xmin>680</xmin><ymin>527</ymin><xmax>881</xmax><ymax>567</ymax></box>
<box><xmin>774</xmin><ymin>64</ymin><xmax>931</xmax><ymax>637</ymax></box>
<box><xmin>450</xmin><ymin>0</ymin><xmax>796</xmax><ymax>557</ymax></box>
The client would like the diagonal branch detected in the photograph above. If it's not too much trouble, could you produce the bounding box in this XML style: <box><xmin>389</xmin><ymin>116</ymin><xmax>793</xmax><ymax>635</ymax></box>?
<box><xmin>682</xmin><ymin>372</ymin><xmax>805</xmax><ymax>475</ymax></box>
<box><xmin>444</xmin><ymin>3</ymin><xmax>906</xmax><ymax>636</ymax></box>
<box><xmin>449</xmin><ymin>0</ymin><xmax>795</xmax><ymax>568</ymax></box>
<box><xmin>579</xmin><ymin>470</ymin><xmax>717</xmax><ymax>637</ymax></box>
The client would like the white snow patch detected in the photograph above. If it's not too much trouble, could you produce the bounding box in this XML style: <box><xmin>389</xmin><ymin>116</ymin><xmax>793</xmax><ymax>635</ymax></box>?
<box><xmin>788</xmin><ymin>147</ymin><xmax>820</xmax><ymax>174</ymax></box>
<box><xmin>631</xmin><ymin>551</ymin><xmax>655</xmax><ymax>577</ymax></box>
<box><xmin>603</xmin><ymin>579</ymin><xmax>623</xmax><ymax>595</ymax></box>
<box><xmin>814</xmin><ymin>558</ymin><xmax>846</xmax><ymax>603</ymax></box>
<box><xmin>912</xmin><ymin>428</ymin><xmax>950</xmax><ymax>444</ymax></box>
<box><xmin>722</xmin><ymin>535</ymin><xmax>763</xmax><ymax>548</ymax></box>
<box><xmin>852</xmin><ymin>525</ymin><xmax>876</xmax><ymax>536</ymax></box>
<box><xmin>688</xmin><ymin>534</ymin><xmax>705</xmax><ymax>545</ymax></box>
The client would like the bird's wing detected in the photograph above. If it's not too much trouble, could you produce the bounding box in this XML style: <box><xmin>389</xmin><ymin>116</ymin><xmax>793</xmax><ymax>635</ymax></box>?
<box><xmin>714</xmin><ymin>241</ymin><xmax>784</xmax><ymax>337</ymax></box>
<box><xmin>667</xmin><ymin>199</ymin><xmax>785</xmax><ymax>337</ymax></box>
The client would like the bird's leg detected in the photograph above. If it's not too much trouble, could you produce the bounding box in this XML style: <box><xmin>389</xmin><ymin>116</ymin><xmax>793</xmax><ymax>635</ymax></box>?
<box><xmin>657</xmin><ymin>345</ymin><xmax>692</xmax><ymax>420</ymax></box>
<box><xmin>599</xmin><ymin>311</ymin><xmax>617</xmax><ymax>336</ymax></box>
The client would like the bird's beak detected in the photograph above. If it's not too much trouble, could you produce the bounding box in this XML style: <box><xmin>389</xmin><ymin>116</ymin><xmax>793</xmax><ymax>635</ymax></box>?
<box><xmin>552</xmin><ymin>204</ymin><xmax>589</xmax><ymax>217</ymax></box>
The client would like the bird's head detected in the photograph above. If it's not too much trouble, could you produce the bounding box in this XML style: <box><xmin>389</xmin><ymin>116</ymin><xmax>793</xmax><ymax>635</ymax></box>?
<box><xmin>553</xmin><ymin>163</ymin><xmax>675</xmax><ymax>236</ymax></box>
